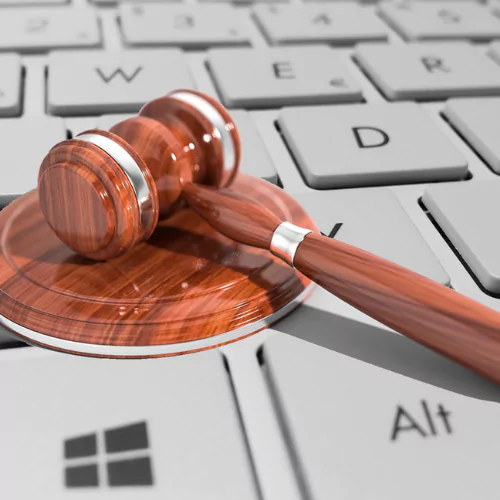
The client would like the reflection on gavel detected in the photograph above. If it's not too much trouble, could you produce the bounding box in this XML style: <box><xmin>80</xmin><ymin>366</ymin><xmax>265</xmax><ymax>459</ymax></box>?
<box><xmin>38</xmin><ymin>89</ymin><xmax>500</xmax><ymax>385</ymax></box>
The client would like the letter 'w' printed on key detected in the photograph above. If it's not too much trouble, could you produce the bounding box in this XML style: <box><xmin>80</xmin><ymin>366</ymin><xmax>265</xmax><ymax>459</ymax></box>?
<box><xmin>95</xmin><ymin>67</ymin><xmax>143</xmax><ymax>84</ymax></box>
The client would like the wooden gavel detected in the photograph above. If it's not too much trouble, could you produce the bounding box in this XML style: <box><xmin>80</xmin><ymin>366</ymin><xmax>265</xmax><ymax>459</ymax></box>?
<box><xmin>38</xmin><ymin>89</ymin><xmax>500</xmax><ymax>384</ymax></box>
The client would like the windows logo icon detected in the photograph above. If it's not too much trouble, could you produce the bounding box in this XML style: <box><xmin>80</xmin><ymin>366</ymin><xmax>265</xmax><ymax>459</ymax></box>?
<box><xmin>64</xmin><ymin>421</ymin><xmax>154</xmax><ymax>489</ymax></box>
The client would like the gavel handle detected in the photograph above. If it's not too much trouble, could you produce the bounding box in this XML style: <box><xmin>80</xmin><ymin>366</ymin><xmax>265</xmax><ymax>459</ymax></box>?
<box><xmin>293</xmin><ymin>232</ymin><xmax>500</xmax><ymax>384</ymax></box>
<box><xmin>182</xmin><ymin>182</ymin><xmax>500</xmax><ymax>384</ymax></box>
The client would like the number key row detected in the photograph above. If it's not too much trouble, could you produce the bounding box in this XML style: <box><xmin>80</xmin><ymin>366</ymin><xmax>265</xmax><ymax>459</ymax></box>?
<box><xmin>3</xmin><ymin>2</ymin><xmax>500</xmax><ymax>53</ymax></box>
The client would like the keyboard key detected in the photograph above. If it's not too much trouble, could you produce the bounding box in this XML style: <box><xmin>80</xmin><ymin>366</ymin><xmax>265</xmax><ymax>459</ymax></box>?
<box><xmin>47</xmin><ymin>49</ymin><xmax>194</xmax><ymax>116</ymax></box>
<box><xmin>0</xmin><ymin>0</ymin><xmax>68</xmax><ymax>4</ymax></box>
<box><xmin>208</xmin><ymin>46</ymin><xmax>363</xmax><ymax>108</ymax></box>
<box><xmin>0</xmin><ymin>7</ymin><xmax>101</xmax><ymax>53</ymax></box>
<box><xmin>488</xmin><ymin>40</ymin><xmax>500</xmax><ymax>65</ymax></box>
<box><xmin>0</xmin><ymin>117</ymin><xmax>66</xmax><ymax>205</ymax></box>
<box><xmin>278</xmin><ymin>102</ymin><xmax>467</xmax><ymax>189</ymax></box>
<box><xmin>444</xmin><ymin>97</ymin><xmax>500</xmax><ymax>173</ymax></box>
<box><xmin>231</xmin><ymin>110</ymin><xmax>279</xmax><ymax>183</ymax></box>
<box><xmin>120</xmin><ymin>4</ymin><xmax>249</xmax><ymax>49</ymax></box>
<box><xmin>0</xmin><ymin>348</ymin><xmax>259</xmax><ymax>499</ymax></box>
<box><xmin>422</xmin><ymin>181</ymin><xmax>500</xmax><ymax>293</ymax></box>
<box><xmin>199</xmin><ymin>0</ymin><xmax>289</xmax><ymax>3</ymax></box>
<box><xmin>93</xmin><ymin>0</ymin><xmax>180</xmax><ymax>3</ymax></box>
<box><xmin>253</xmin><ymin>4</ymin><xmax>388</xmax><ymax>45</ymax></box>
<box><xmin>294</xmin><ymin>188</ymin><xmax>449</xmax><ymax>285</ymax></box>
<box><xmin>0</xmin><ymin>54</ymin><xmax>22</xmax><ymax>117</ymax></box>
<box><xmin>355</xmin><ymin>42</ymin><xmax>500</xmax><ymax>100</ymax></box>
<box><xmin>262</xmin><ymin>334</ymin><xmax>500</xmax><ymax>500</ymax></box>
<box><xmin>379</xmin><ymin>2</ymin><xmax>500</xmax><ymax>42</ymax></box>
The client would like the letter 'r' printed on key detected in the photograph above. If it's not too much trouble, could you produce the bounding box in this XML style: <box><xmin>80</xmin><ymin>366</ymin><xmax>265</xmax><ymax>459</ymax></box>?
<box><xmin>421</xmin><ymin>57</ymin><xmax>451</xmax><ymax>74</ymax></box>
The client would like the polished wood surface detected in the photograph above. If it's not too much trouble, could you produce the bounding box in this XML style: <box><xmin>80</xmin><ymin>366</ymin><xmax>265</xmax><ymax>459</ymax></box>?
<box><xmin>0</xmin><ymin>175</ymin><xmax>315</xmax><ymax>356</ymax></box>
<box><xmin>38</xmin><ymin>134</ymin><xmax>158</xmax><ymax>261</ymax></box>
<box><xmin>294</xmin><ymin>234</ymin><xmax>500</xmax><ymax>385</ymax></box>
<box><xmin>139</xmin><ymin>90</ymin><xmax>241</xmax><ymax>188</ymax></box>
<box><xmin>38</xmin><ymin>90</ymin><xmax>239</xmax><ymax>260</ymax></box>
<box><xmin>110</xmin><ymin>115</ymin><xmax>193</xmax><ymax>217</ymax></box>
<box><xmin>182</xmin><ymin>183</ymin><xmax>500</xmax><ymax>385</ymax></box>
<box><xmin>182</xmin><ymin>183</ymin><xmax>281</xmax><ymax>249</ymax></box>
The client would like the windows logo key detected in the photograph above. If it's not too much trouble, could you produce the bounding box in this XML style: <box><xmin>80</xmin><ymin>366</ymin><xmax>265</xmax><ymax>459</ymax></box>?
<box><xmin>64</xmin><ymin>421</ymin><xmax>154</xmax><ymax>489</ymax></box>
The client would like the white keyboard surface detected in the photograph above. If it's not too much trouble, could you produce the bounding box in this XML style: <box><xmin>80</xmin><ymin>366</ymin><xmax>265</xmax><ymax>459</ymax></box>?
<box><xmin>2</xmin><ymin>0</ymin><xmax>500</xmax><ymax>498</ymax></box>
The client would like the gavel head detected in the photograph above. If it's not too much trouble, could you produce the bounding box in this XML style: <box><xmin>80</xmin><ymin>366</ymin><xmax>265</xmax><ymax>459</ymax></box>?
<box><xmin>38</xmin><ymin>90</ymin><xmax>241</xmax><ymax>260</ymax></box>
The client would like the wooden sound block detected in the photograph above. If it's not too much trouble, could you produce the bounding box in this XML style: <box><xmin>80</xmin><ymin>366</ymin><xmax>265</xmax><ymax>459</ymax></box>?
<box><xmin>0</xmin><ymin>175</ymin><xmax>316</xmax><ymax>358</ymax></box>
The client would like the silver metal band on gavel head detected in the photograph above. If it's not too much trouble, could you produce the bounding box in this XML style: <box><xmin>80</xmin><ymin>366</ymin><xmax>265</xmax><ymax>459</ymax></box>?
<box><xmin>270</xmin><ymin>222</ymin><xmax>312</xmax><ymax>268</ymax></box>
<box><xmin>75</xmin><ymin>133</ymin><xmax>152</xmax><ymax>228</ymax></box>
<box><xmin>168</xmin><ymin>90</ymin><xmax>237</xmax><ymax>179</ymax></box>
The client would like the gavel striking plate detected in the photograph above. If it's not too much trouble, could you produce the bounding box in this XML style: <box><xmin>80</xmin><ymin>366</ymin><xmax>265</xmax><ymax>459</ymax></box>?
<box><xmin>2</xmin><ymin>89</ymin><xmax>500</xmax><ymax>388</ymax></box>
<box><xmin>0</xmin><ymin>90</ymin><xmax>316</xmax><ymax>357</ymax></box>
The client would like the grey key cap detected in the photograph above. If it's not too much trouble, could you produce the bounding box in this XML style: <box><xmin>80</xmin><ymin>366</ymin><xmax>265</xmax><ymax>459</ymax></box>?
<box><xmin>295</xmin><ymin>188</ymin><xmax>449</xmax><ymax>285</ymax></box>
<box><xmin>0</xmin><ymin>348</ymin><xmax>259</xmax><ymax>499</ymax></box>
<box><xmin>232</xmin><ymin>110</ymin><xmax>278</xmax><ymax>183</ymax></box>
<box><xmin>0</xmin><ymin>7</ymin><xmax>101</xmax><ymax>53</ymax></box>
<box><xmin>0</xmin><ymin>117</ymin><xmax>66</xmax><ymax>205</ymax></box>
<box><xmin>444</xmin><ymin>97</ymin><xmax>500</xmax><ymax>173</ymax></box>
<box><xmin>488</xmin><ymin>40</ymin><xmax>500</xmax><ymax>65</ymax></box>
<box><xmin>262</xmin><ymin>334</ymin><xmax>500</xmax><ymax>500</ymax></box>
<box><xmin>0</xmin><ymin>0</ymin><xmax>67</xmax><ymax>4</ymax></box>
<box><xmin>379</xmin><ymin>2</ymin><xmax>500</xmax><ymax>42</ymax></box>
<box><xmin>253</xmin><ymin>4</ymin><xmax>388</xmax><ymax>45</ymax></box>
<box><xmin>355</xmin><ymin>42</ymin><xmax>500</xmax><ymax>100</ymax></box>
<box><xmin>200</xmin><ymin>0</ymin><xmax>289</xmax><ymax>3</ymax></box>
<box><xmin>0</xmin><ymin>54</ymin><xmax>22</xmax><ymax>117</ymax></box>
<box><xmin>93</xmin><ymin>0</ymin><xmax>179</xmax><ymax>3</ymax></box>
<box><xmin>208</xmin><ymin>46</ymin><xmax>363</xmax><ymax>108</ymax></box>
<box><xmin>278</xmin><ymin>102</ymin><xmax>467</xmax><ymax>189</ymax></box>
<box><xmin>422</xmin><ymin>181</ymin><xmax>500</xmax><ymax>293</ymax></box>
<box><xmin>120</xmin><ymin>4</ymin><xmax>249</xmax><ymax>49</ymax></box>
<box><xmin>48</xmin><ymin>49</ymin><xmax>194</xmax><ymax>116</ymax></box>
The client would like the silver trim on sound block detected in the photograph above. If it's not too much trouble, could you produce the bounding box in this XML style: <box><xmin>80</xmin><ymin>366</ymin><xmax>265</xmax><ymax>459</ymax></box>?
<box><xmin>75</xmin><ymin>133</ymin><xmax>152</xmax><ymax>226</ymax></box>
<box><xmin>270</xmin><ymin>222</ymin><xmax>312</xmax><ymax>268</ymax></box>
<box><xmin>168</xmin><ymin>91</ymin><xmax>236</xmax><ymax>177</ymax></box>
<box><xmin>0</xmin><ymin>283</ymin><xmax>314</xmax><ymax>357</ymax></box>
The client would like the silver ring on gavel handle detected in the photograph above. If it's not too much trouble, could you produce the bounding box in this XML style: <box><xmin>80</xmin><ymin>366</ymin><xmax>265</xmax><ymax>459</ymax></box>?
<box><xmin>270</xmin><ymin>222</ymin><xmax>312</xmax><ymax>268</ymax></box>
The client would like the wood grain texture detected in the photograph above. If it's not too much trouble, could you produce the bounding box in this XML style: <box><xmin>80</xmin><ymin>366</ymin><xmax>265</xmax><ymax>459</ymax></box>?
<box><xmin>179</xmin><ymin>183</ymin><xmax>500</xmax><ymax>384</ymax></box>
<box><xmin>186</xmin><ymin>90</ymin><xmax>241</xmax><ymax>187</ymax></box>
<box><xmin>294</xmin><ymin>233</ymin><xmax>500</xmax><ymax>385</ymax></box>
<box><xmin>182</xmin><ymin>183</ymin><xmax>281</xmax><ymax>249</ymax></box>
<box><xmin>139</xmin><ymin>90</ymin><xmax>240</xmax><ymax>188</ymax></box>
<box><xmin>38</xmin><ymin>136</ymin><xmax>158</xmax><ymax>261</ymax></box>
<box><xmin>110</xmin><ymin>115</ymin><xmax>193</xmax><ymax>217</ymax></box>
<box><xmin>0</xmin><ymin>175</ymin><xmax>316</xmax><ymax>356</ymax></box>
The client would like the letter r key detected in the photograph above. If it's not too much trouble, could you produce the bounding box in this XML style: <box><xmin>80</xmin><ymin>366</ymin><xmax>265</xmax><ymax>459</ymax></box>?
<box><xmin>355</xmin><ymin>42</ymin><xmax>500</xmax><ymax>100</ymax></box>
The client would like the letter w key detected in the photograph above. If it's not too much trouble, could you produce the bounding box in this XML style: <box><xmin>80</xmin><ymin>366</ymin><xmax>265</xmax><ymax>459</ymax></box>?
<box><xmin>95</xmin><ymin>67</ymin><xmax>143</xmax><ymax>84</ymax></box>
<box><xmin>47</xmin><ymin>50</ymin><xmax>195</xmax><ymax>116</ymax></box>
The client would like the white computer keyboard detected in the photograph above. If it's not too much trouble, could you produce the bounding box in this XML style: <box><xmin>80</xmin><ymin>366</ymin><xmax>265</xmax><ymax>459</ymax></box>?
<box><xmin>2</xmin><ymin>0</ymin><xmax>500</xmax><ymax>498</ymax></box>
